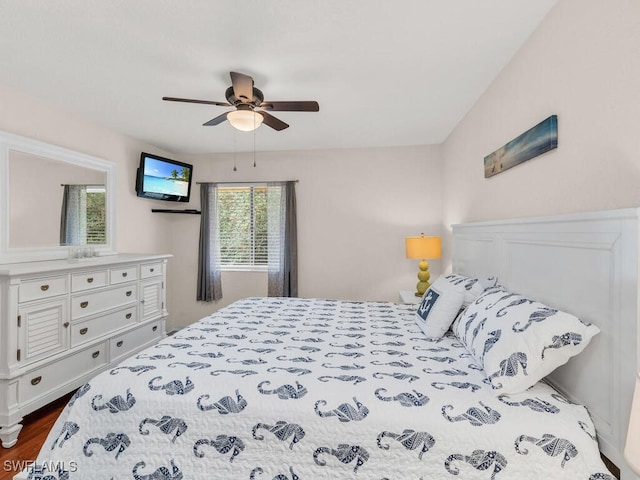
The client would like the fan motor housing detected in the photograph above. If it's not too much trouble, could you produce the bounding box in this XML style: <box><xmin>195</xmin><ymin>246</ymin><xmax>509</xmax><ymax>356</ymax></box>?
<box><xmin>225</xmin><ymin>86</ymin><xmax>264</xmax><ymax>108</ymax></box>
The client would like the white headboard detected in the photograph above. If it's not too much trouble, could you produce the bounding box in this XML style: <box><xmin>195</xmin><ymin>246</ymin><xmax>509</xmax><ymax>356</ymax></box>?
<box><xmin>452</xmin><ymin>208</ymin><xmax>639</xmax><ymax>480</ymax></box>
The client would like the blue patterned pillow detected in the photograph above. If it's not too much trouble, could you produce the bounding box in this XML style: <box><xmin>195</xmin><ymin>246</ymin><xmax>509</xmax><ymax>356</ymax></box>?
<box><xmin>454</xmin><ymin>287</ymin><xmax>600</xmax><ymax>395</ymax></box>
<box><xmin>414</xmin><ymin>276</ymin><xmax>466</xmax><ymax>338</ymax></box>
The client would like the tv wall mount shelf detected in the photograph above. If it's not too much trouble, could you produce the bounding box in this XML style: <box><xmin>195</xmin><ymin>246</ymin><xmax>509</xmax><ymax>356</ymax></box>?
<box><xmin>151</xmin><ymin>209</ymin><xmax>201</xmax><ymax>214</ymax></box>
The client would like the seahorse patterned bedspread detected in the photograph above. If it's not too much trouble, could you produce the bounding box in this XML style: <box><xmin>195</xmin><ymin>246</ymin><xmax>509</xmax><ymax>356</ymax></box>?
<box><xmin>32</xmin><ymin>297</ymin><xmax>613</xmax><ymax>480</ymax></box>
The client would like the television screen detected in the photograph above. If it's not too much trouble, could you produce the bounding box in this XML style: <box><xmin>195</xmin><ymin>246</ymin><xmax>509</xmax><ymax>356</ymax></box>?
<box><xmin>136</xmin><ymin>152</ymin><xmax>193</xmax><ymax>202</ymax></box>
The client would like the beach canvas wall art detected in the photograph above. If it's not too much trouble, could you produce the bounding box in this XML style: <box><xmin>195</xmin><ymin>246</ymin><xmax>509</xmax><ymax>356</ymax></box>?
<box><xmin>484</xmin><ymin>115</ymin><xmax>558</xmax><ymax>178</ymax></box>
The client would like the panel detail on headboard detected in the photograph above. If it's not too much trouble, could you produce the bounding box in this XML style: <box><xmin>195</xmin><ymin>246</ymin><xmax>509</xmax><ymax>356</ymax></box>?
<box><xmin>452</xmin><ymin>208</ymin><xmax>639</xmax><ymax>480</ymax></box>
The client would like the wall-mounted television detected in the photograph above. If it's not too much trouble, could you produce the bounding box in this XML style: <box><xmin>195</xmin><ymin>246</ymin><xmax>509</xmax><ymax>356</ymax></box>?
<box><xmin>136</xmin><ymin>152</ymin><xmax>193</xmax><ymax>202</ymax></box>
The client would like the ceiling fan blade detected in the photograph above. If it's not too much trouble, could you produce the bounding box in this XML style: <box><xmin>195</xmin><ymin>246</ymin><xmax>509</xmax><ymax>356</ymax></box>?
<box><xmin>163</xmin><ymin>96</ymin><xmax>230</xmax><ymax>107</ymax></box>
<box><xmin>258</xmin><ymin>111</ymin><xmax>289</xmax><ymax>131</ymax></box>
<box><xmin>230</xmin><ymin>71</ymin><xmax>254</xmax><ymax>103</ymax></box>
<box><xmin>260</xmin><ymin>101</ymin><xmax>319</xmax><ymax>112</ymax></box>
<box><xmin>203</xmin><ymin>112</ymin><xmax>230</xmax><ymax>126</ymax></box>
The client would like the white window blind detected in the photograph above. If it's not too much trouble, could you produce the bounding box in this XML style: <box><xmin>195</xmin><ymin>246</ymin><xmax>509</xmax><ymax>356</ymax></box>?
<box><xmin>218</xmin><ymin>186</ymin><xmax>268</xmax><ymax>268</ymax></box>
<box><xmin>86</xmin><ymin>186</ymin><xmax>106</xmax><ymax>244</ymax></box>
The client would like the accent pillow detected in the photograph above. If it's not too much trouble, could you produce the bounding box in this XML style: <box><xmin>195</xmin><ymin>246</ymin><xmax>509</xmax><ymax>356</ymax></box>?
<box><xmin>454</xmin><ymin>287</ymin><xmax>600</xmax><ymax>395</ymax></box>
<box><xmin>415</xmin><ymin>276</ymin><xmax>466</xmax><ymax>338</ymax></box>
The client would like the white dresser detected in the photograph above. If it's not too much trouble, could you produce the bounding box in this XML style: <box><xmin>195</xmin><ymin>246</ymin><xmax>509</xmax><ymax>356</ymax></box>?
<box><xmin>0</xmin><ymin>253</ymin><xmax>171</xmax><ymax>448</ymax></box>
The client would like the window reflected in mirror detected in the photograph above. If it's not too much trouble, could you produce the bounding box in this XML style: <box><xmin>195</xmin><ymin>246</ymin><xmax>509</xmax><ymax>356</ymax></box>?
<box><xmin>60</xmin><ymin>185</ymin><xmax>106</xmax><ymax>245</ymax></box>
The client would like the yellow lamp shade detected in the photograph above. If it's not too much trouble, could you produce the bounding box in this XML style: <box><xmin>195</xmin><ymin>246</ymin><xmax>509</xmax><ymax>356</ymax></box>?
<box><xmin>405</xmin><ymin>234</ymin><xmax>442</xmax><ymax>260</ymax></box>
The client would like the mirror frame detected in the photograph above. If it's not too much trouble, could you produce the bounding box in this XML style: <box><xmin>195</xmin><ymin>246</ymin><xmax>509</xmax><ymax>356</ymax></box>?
<box><xmin>0</xmin><ymin>130</ymin><xmax>117</xmax><ymax>264</ymax></box>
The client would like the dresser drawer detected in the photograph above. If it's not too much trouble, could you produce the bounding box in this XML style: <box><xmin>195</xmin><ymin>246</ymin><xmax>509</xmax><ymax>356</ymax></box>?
<box><xmin>110</xmin><ymin>320</ymin><xmax>162</xmax><ymax>362</ymax></box>
<box><xmin>140</xmin><ymin>262</ymin><xmax>162</xmax><ymax>279</ymax></box>
<box><xmin>71</xmin><ymin>284</ymin><xmax>138</xmax><ymax>320</ymax></box>
<box><xmin>19</xmin><ymin>342</ymin><xmax>107</xmax><ymax>405</ymax></box>
<box><xmin>19</xmin><ymin>276</ymin><xmax>68</xmax><ymax>303</ymax></box>
<box><xmin>110</xmin><ymin>265</ymin><xmax>138</xmax><ymax>284</ymax></box>
<box><xmin>71</xmin><ymin>270</ymin><xmax>108</xmax><ymax>292</ymax></box>
<box><xmin>71</xmin><ymin>306</ymin><xmax>137</xmax><ymax>348</ymax></box>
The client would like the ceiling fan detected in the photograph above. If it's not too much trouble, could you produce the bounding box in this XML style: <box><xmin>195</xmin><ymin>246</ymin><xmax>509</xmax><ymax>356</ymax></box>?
<box><xmin>162</xmin><ymin>71</ymin><xmax>319</xmax><ymax>132</ymax></box>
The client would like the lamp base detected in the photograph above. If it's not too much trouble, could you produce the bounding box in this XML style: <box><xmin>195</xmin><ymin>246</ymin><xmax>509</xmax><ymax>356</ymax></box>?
<box><xmin>414</xmin><ymin>260</ymin><xmax>431</xmax><ymax>297</ymax></box>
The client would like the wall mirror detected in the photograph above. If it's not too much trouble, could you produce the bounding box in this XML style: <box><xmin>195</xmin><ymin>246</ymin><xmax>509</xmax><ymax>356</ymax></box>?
<box><xmin>0</xmin><ymin>130</ymin><xmax>117</xmax><ymax>264</ymax></box>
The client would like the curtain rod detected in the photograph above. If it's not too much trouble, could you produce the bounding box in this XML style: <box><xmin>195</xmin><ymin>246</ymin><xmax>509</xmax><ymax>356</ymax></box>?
<box><xmin>196</xmin><ymin>180</ymin><xmax>298</xmax><ymax>185</ymax></box>
<box><xmin>60</xmin><ymin>184</ymin><xmax>104</xmax><ymax>187</ymax></box>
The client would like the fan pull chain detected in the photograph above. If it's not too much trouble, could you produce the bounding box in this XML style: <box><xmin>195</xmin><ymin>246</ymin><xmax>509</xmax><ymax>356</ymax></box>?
<box><xmin>233</xmin><ymin>131</ymin><xmax>237</xmax><ymax>172</ymax></box>
<box><xmin>253</xmin><ymin>114</ymin><xmax>257</xmax><ymax>168</ymax></box>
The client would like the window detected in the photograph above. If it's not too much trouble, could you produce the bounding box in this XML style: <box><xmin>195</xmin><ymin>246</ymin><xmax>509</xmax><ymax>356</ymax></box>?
<box><xmin>86</xmin><ymin>186</ymin><xmax>106</xmax><ymax>244</ymax></box>
<box><xmin>217</xmin><ymin>186</ymin><xmax>268</xmax><ymax>269</ymax></box>
<box><xmin>61</xmin><ymin>184</ymin><xmax>106</xmax><ymax>246</ymax></box>
<box><xmin>197</xmin><ymin>181</ymin><xmax>297</xmax><ymax>301</ymax></box>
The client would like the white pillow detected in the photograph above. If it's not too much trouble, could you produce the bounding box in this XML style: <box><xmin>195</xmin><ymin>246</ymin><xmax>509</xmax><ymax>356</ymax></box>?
<box><xmin>447</xmin><ymin>274</ymin><xmax>499</xmax><ymax>333</ymax></box>
<box><xmin>445</xmin><ymin>273</ymin><xmax>498</xmax><ymax>306</ymax></box>
<box><xmin>415</xmin><ymin>276</ymin><xmax>466</xmax><ymax>338</ymax></box>
<box><xmin>454</xmin><ymin>287</ymin><xmax>600</xmax><ymax>395</ymax></box>
<box><xmin>479</xmin><ymin>275</ymin><xmax>498</xmax><ymax>290</ymax></box>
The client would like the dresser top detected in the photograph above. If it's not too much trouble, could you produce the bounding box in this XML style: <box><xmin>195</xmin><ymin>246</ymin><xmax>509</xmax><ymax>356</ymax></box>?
<box><xmin>0</xmin><ymin>253</ymin><xmax>172</xmax><ymax>277</ymax></box>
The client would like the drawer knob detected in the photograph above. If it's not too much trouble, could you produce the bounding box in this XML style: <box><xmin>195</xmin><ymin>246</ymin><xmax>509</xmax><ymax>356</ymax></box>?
<box><xmin>152</xmin><ymin>326</ymin><xmax>158</xmax><ymax>332</ymax></box>
<box><xmin>92</xmin><ymin>351</ymin><xmax>100</xmax><ymax>359</ymax></box>
<box><xmin>63</xmin><ymin>322</ymin><xmax>70</xmax><ymax>328</ymax></box>
<box><xmin>122</xmin><ymin>272</ymin><xmax>128</xmax><ymax>277</ymax></box>
<box><xmin>87</xmin><ymin>277</ymin><xmax>94</xmax><ymax>283</ymax></box>
<box><xmin>126</xmin><ymin>313</ymin><xmax>132</xmax><ymax>319</ymax></box>
<box><xmin>126</xmin><ymin>291</ymin><xmax>132</xmax><ymax>297</ymax></box>
<box><xmin>40</xmin><ymin>285</ymin><xmax>49</xmax><ymax>292</ymax></box>
<box><xmin>150</xmin><ymin>268</ymin><xmax>155</xmax><ymax>273</ymax></box>
<box><xmin>80</xmin><ymin>301</ymin><xmax>89</xmax><ymax>309</ymax></box>
<box><xmin>31</xmin><ymin>376</ymin><xmax>42</xmax><ymax>386</ymax></box>
<box><xmin>80</xmin><ymin>327</ymin><xmax>88</xmax><ymax>335</ymax></box>
<box><xmin>116</xmin><ymin>340</ymin><xmax>124</xmax><ymax>348</ymax></box>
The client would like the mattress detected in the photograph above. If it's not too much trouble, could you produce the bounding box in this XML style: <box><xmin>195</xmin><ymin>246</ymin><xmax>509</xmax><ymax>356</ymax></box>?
<box><xmin>27</xmin><ymin>297</ymin><xmax>615</xmax><ymax>479</ymax></box>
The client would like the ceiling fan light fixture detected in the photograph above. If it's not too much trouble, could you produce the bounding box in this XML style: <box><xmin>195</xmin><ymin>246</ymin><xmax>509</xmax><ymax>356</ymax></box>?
<box><xmin>227</xmin><ymin>110</ymin><xmax>263</xmax><ymax>132</ymax></box>
<box><xmin>163</xmin><ymin>71</ymin><xmax>317</xmax><ymax>132</ymax></box>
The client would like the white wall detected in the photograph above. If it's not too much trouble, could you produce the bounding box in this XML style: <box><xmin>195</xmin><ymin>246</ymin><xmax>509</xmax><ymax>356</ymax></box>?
<box><xmin>168</xmin><ymin>145</ymin><xmax>443</xmax><ymax>327</ymax></box>
<box><xmin>442</xmin><ymin>0</ymin><xmax>640</xmax><ymax>266</ymax></box>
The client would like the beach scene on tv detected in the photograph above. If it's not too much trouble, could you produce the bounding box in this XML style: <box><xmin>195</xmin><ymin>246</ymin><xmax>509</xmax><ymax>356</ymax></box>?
<box><xmin>143</xmin><ymin>157</ymin><xmax>190</xmax><ymax>196</ymax></box>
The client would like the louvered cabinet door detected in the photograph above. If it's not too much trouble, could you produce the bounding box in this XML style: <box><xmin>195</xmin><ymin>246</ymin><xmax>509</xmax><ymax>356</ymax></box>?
<box><xmin>17</xmin><ymin>298</ymin><xmax>69</xmax><ymax>365</ymax></box>
<box><xmin>139</xmin><ymin>279</ymin><xmax>164</xmax><ymax>323</ymax></box>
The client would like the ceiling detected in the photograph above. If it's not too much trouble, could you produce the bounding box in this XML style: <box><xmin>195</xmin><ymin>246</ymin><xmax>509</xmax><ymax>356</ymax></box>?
<box><xmin>0</xmin><ymin>0</ymin><xmax>558</xmax><ymax>154</ymax></box>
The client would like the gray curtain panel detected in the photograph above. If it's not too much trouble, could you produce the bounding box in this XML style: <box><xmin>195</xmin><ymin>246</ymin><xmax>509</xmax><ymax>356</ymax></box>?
<box><xmin>267</xmin><ymin>181</ymin><xmax>298</xmax><ymax>297</ymax></box>
<box><xmin>60</xmin><ymin>184</ymin><xmax>87</xmax><ymax>245</ymax></box>
<box><xmin>197</xmin><ymin>183</ymin><xmax>223</xmax><ymax>301</ymax></box>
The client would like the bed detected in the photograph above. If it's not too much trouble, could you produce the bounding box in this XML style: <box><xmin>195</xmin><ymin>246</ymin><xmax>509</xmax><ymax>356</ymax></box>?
<box><xmin>20</xmin><ymin>208</ymin><xmax>639</xmax><ymax>479</ymax></box>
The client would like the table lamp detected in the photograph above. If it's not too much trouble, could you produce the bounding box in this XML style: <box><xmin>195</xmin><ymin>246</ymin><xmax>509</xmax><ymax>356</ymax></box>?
<box><xmin>405</xmin><ymin>234</ymin><xmax>442</xmax><ymax>297</ymax></box>
<box><xmin>625</xmin><ymin>371</ymin><xmax>640</xmax><ymax>475</ymax></box>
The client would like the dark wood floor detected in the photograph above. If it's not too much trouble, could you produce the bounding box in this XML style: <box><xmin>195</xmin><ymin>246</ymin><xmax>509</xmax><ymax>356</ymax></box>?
<box><xmin>0</xmin><ymin>394</ymin><xmax>71</xmax><ymax>480</ymax></box>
